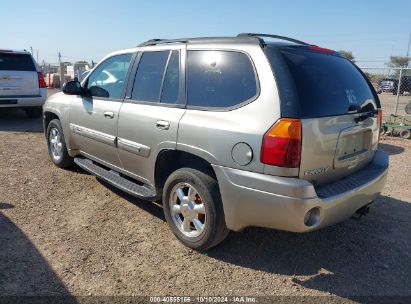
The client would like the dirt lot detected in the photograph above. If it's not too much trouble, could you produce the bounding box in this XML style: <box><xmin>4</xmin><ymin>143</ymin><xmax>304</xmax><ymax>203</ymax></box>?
<box><xmin>0</xmin><ymin>91</ymin><xmax>410</xmax><ymax>301</ymax></box>
<box><xmin>378</xmin><ymin>93</ymin><xmax>411</xmax><ymax>117</ymax></box>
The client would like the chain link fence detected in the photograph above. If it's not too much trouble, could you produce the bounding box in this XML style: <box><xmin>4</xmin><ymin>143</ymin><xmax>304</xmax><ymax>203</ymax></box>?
<box><xmin>359</xmin><ymin>67</ymin><xmax>411</xmax><ymax>139</ymax></box>
<box><xmin>359</xmin><ymin>67</ymin><xmax>411</xmax><ymax>116</ymax></box>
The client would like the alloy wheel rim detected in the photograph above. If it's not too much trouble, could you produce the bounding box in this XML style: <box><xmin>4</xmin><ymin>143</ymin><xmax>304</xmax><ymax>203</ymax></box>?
<box><xmin>169</xmin><ymin>182</ymin><xmax>207</xmax><ymax>238</ymax></box>
<box><xmin>49</xmin><ymin>127</ymin><xmax>63</xmax><ymax>161</ymax></box>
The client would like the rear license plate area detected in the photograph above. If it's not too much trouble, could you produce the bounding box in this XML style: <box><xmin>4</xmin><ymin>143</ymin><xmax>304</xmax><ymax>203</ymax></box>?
<box><xmin>334</xmin><ymin>129</ymin><xmax>372</xmax><ymax>167</ymax></box>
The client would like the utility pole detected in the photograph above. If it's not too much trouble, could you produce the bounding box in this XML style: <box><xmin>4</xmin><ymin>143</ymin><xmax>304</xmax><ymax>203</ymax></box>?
<box><xmin>407</xmin><ymin>33</ymin><xmax>411</xmax><ymax>58</ymax></box>
<box><xmin>36</xmin><ymin>50</ymin><xmax>39</xmax><ymax>63</ymax></box>
<box><xmin>30</xmin><ymin>46</ymin><xmax>33</xmax><ymax>55</ymax></box>
<box><xmin>58</xmin><ymin>51</ymin><xmax>64</xmax><ymax>89</ymax></box>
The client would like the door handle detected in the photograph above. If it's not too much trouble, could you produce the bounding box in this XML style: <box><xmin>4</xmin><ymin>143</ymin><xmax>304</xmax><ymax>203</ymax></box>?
<box><xmin>104</xmin><ymin>111</ymin><xmax>114</xmax><ymax>119</ymax></box>
<box><xmin>156</xmin><ymin>120</ymin><xmax>170</xmax><ymax>130</ymax></box>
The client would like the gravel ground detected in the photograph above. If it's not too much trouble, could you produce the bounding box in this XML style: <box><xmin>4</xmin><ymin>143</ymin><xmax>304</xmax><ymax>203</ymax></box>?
<box><xmin>0</xmin><ymin>98</ymin><xmax>410</xmax><ymax>301</ymax></box>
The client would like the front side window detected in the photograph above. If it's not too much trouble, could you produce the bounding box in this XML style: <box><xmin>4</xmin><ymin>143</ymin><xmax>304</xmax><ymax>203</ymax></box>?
<box><xmin>187</xmin><ymin>50</ymin><xmax>257</xmax><ymax>108</ymax></box>
<box><xmin>87</xmin><ymin>53</ymin><xmax>132</xmax><ymax>99</ymax></box>
<box><xmin>131</xmin><ymin>51</ymin><xmax>170</xmax><ymax>102</ymax></box>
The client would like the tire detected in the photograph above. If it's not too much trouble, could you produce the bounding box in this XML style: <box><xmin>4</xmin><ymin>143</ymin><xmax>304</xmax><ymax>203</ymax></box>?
<box><xmin>399</xmin><ymin>129</ymin><xmax>411</xmax><ymax>140</ymax></box>
<box><xmin>46</xmin><ymin>119</ymin><xmax>74</xmax><ymax>168</ymax></box>
<box><xmin>24</xmin><ymin>106</ymin><xmax>42</xmax><ymax>118</ymax></box>
<box><xmin>163</xmin><ymin>168</ymin><xmax>229</xmax><ymax>251</ymax></box>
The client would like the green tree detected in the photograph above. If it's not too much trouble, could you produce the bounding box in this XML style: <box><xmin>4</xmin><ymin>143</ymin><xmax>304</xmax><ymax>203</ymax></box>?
<box><xmin>389</xmin><ymin>56</ymin><xmax>410</xmax><ymax>68</ymax></box>
<box><xmin>338</xmin><ymin>50</ymin><xmax>355</xmax><ymax>61</ymax></box>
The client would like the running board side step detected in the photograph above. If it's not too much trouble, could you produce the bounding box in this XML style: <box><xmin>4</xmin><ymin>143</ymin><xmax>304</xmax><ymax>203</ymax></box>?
<box><xmin>74</xmin><ymin>157</ymin><xmax>156</xmax><ymax>200</ymax></box>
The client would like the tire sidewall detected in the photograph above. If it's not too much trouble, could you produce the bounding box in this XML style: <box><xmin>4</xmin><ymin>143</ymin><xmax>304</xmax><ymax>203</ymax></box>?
<box><xmin>46</xmin><ymin>119</ymin><xmax>71</xmax><ymax>167</ymax></box>
<box><xmin>163</xmin><ymin>169</ymin><xmax>220</xmax><ymax>250</ymax></box>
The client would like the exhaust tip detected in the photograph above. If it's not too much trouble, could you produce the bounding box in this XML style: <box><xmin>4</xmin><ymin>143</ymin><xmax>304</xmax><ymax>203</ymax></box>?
<box><xmin>304</xmin><ymin>207</ymin><xmax>321</xmax><ymax>227</ymax></box>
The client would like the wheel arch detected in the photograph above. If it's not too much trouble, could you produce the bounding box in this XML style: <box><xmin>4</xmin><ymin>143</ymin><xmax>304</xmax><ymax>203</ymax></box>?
<box><xmin>154</xmin><ymin>149</ymin><xmax>218</xmax><ymax>196</ymax></box>
<box><xmin>43</xmin><ymin>110</ymin><xmax>60</xmax><ymax>137</ymax></box>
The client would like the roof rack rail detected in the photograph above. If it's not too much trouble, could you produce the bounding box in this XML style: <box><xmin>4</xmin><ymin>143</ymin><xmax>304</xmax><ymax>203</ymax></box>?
<box><xmin>237</xmin><ymin>33</ymin><xmax>309</xmax><ymax>46</ymax></box>
<box><xmin>138</xmin><ymin>38</ymin><xmax>188</xmax><ymax>47</ymax></box>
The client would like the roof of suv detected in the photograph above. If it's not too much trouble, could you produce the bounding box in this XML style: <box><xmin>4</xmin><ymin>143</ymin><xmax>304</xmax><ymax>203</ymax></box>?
<box><xmin>0</xmin><ymin>49</ymin><xmax>31</xmax><ymax>55</ymax></box>
<box><xmin>137</xmin><ymin>33</ymin><xmax>310</xmax><ymax>48</ymax></box>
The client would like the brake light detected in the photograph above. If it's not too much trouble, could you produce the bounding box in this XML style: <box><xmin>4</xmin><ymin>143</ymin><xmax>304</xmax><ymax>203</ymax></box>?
<box><xmin>308</xmin><ymin>45</ymin><xmax>335</xmax><ymax>54</ymax></box>
<box><xmin>37</xmin><ymin>72</ymin><xmax>47</xmax><ymax>88</ymax></box>
<box><xmin>261</xmin><ymin>118</ymin><xmax>302</xmax><ymax>168</ymax></box>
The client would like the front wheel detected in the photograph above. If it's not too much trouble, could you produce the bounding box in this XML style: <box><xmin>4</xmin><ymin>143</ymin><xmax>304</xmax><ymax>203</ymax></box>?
<box><xmin>46</xmin><ymin>119</ymin><xmax>74</xmax><ymax>168</ymax></box>
<box><xmin>163</xmin><ymin>168</ymin><xmax>229</xmax><ymax>251</ymax></box>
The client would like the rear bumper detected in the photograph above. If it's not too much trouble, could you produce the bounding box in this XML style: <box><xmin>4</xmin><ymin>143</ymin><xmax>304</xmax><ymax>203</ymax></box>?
<box><xmin>213</xmin><ymin>149</ymin><xmax>389</xmax><ymax>232</ymax></box>
<box><xmin>0</xmin><ymin>89</ymin><xmax>47</xmax><ymax>107</ymax></box>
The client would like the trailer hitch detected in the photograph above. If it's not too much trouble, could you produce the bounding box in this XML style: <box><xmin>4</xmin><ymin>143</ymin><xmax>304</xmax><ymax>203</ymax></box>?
<box><xmin>351</xmin><ymin>202</ymin><xmax>373</xmax><ymax>220</ymax></box>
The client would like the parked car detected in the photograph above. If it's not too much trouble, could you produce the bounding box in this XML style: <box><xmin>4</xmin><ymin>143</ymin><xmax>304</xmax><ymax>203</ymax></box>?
<box><xmin>377</xmin><ymin>78</ymin><xmax>398</xmax><ymax>94</ymax></box>
<box><xmin>43</xmin><ymin>34</ymin><xmax>388</xmax><ymax>250</ymax></box>
<box><xmin>0</xmin><ymin>49</ymin><xmax>47</xmax><ymax>118</ymax></box>
<box><xmin>377</xmin><ymin>76</ymin><xmax>411</xmax><ymax>95</ymax></box>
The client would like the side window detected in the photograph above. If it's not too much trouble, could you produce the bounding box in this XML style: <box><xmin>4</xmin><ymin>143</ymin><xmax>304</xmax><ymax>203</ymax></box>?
<box><xmin>87</xmin><ymin>53</ymin><xmax>132</xmax><ymax>99</ymax></box>
<box><xmin>131</xmin><ymin>51</ymin><xmax>169</xmax><ymax>102</ymax></box>
<box><xmin>187</xmin><ymin>50</ymin><xmax>257</xmax><ymax>108</ymax></box>
<box><xmin>161</xmin><ymin>50</ymin><xmax>180</xmax><ymax>104</ymax></box>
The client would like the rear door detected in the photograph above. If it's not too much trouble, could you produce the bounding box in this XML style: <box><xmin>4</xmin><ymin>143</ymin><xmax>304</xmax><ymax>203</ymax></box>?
<box><xmin>0</xmin><ymin>52</ymin><xmax>39</xmax><ymax>98</ymax></box>
<box><xmin>69</xmin><ymin>53</ymin><xmax>133</xmax><ymax>167</ymax></box>
<box><xmin>117</xmin><ymin>46</ymin><xmax>186</xmax><ymax>185</ymax></box>
<box><xmin>265</xmin><ymin>46</ymin><xmax>380</xmax><ymax>186</ymax></box>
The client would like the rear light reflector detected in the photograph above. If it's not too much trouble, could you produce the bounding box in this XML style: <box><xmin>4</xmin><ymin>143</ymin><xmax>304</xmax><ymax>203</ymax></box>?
<box><xmin>261</xmin><ymin>118</ymin><xmax>302</xmax><ymax>168</ymax></box>
<box><xmin>38</xmin><ymin>72</ymin><xmax>47</xmax><ymax>88</ymax></box>
<box><xmin>378</xmin><ymin>109</ymin><xmax>383</xmax><ymax>140</ymax></box>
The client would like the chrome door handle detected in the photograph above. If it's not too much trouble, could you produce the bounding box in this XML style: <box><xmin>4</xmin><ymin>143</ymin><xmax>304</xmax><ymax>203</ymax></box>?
<box><xmin>104</xmin><ymin>111</ymin><xmax>114</xmax><ymax>119</ymax></box>
<box><xmin>156</xmin><ymin>120</ymin><xmax>170</xmax><ymax>130</ymax></box>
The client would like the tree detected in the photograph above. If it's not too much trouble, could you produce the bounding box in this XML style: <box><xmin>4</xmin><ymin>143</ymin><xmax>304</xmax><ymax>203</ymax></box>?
<box><xmin>338</xmin><ymin>50</ymin><xmax>355</xmax><ymax>61</ymax></box>
<box><xmin>389</xmin><ymin>56</ymin><xmax>410</xmax><ymax>68</ymax></box>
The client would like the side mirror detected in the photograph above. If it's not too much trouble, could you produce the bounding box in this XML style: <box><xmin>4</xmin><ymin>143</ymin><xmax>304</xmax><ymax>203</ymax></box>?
<box><xmin>63</xmin><ymin>81</ymin><xmax>83</xmax><ymax>95</ymax></box>
<box><xmin>88</xmin><ymin>86</ymin><xmax>109</xmax><ymax>98</ymax></box>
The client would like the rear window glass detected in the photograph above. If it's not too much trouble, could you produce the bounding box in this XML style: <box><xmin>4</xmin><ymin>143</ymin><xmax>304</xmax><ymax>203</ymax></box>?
<box><xmin>0</xmin><ymin>53</ymin><xmax>36</xmax><ymax>71</ymax></box>
<box><xmin>132</xmin><ymin>51</ymin><xmax>169</xmax><ymax>102</ymax></box>
<box><xmin>265</xmin><ymin>47</ymin><xmax>377</xmax><ymax>118</ymax></box>
<box><xmin>187</xmin><ymin>50</ymin><xmax>257</xmax><ymax>108</ymax></box>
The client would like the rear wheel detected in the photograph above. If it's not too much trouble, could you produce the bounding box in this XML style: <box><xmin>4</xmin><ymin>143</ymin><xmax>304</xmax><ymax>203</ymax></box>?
<box><xmin>24</xmin><ymin>106</ymin><xmax>42</xmax><ymax>118</ymax></box>
<box><xmin>46</xmin><ymin>119</ymin><xmax>74</xmax><ymax>168</ymax></box>
<box><xmin>163</xmin><ymin>168</ymin><xmax>229</xmax><ymax>251</ymax></box>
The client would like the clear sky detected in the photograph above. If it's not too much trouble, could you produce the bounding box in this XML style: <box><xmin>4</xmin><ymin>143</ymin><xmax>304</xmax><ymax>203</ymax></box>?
<box><xmin>1</xmin><ymin>0</ymin><xmax>410</xmax><ymax>67</ymax></box>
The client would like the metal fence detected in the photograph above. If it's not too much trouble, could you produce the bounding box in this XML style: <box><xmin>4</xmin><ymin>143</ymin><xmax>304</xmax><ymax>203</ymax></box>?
<box><xmin>359</xmin><ymin>67</ymin><xmax>411</xmax><ymax>117</ymax></box>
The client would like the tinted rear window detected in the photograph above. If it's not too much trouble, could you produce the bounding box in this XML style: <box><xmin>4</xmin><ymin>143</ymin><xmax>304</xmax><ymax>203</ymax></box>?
<box><xmin>0</xmin><ymin>53</ymin><xmax>36</xmax><ymax>71</ymax></box>
<box><xmin>265</xmin><ymin>47</ymin><xmax>377</xmax><ymax>118</ymax></box>
<box><xmin>132</xmin><ymin>51</ymin><xmax>169</xmax><ymax>102</ymax></box>
<box><xmin>187</xmin><ymin>50</ymin><xmax>257</xmax><ymax>108</ymax></box>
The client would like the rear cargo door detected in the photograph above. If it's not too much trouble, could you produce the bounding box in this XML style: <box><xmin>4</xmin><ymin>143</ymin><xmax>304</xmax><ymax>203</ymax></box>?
<box><xmin>0</xmin><ymin>52</ymin><xmax>39</xmax><ymax>97</ymax></box>
<box><xmin>266</xmin><ymin>47</ymin><xmax>380</xmax><ymax>186</ymax></box>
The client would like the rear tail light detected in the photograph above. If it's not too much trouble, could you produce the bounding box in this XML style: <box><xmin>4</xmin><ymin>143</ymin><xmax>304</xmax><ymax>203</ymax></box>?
<box><xmin>261</xmin><ymin>118</ymin><xmax>302</xmax><ymax>168</ymax></box>
<box><xmin>38</xmin><ymin>72</ymin><xmax>47</xmax><ymax>88</ymax></box>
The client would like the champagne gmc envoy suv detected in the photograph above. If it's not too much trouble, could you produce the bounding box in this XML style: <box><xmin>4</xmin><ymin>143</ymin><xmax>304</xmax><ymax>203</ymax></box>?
<box><xmin>43</xmin><ymin>34</ymin><xmax>389</xmax><ymax>250</ymax></box>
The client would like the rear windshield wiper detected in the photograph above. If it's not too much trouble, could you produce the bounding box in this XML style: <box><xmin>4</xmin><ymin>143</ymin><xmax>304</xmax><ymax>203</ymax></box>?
<box><xmin>354</xmin><ymin>110</ymin><xmax>378</xmax><ymax>123</ymax></box>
